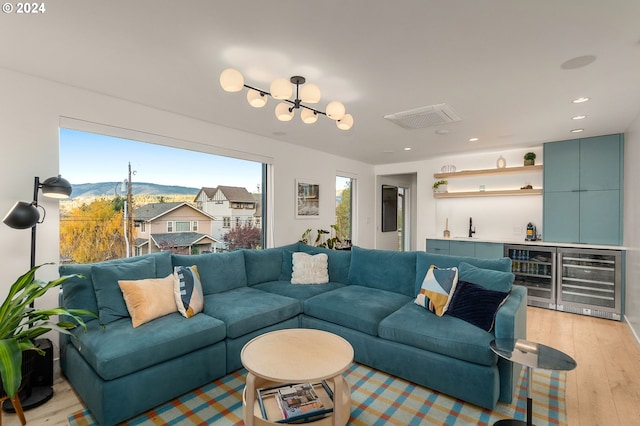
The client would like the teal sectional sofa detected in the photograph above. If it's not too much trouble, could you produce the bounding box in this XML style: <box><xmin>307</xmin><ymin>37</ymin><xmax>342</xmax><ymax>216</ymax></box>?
<box><xmin>59</xmin><ymin>243</ymin><xmax>526</xmax><ymax>425</ymax></box>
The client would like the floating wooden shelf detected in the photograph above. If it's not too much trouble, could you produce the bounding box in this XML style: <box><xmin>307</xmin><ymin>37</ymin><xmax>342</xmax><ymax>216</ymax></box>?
<box><xmin>434</xmin><ymin>165</ymin><xmax>543</xmax><ymax>179</ymax></box>
<box><xmin>433</xmin><ymin>188</ymin><xmax>543</xmax><ymax>198</ymax></box>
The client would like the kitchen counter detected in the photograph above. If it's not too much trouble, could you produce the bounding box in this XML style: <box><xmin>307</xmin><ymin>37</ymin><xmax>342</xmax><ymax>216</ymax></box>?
<box><xmin>426</xmin><ymin>236</ymin><xmax>626</xmax><ymax>251</ymax></box>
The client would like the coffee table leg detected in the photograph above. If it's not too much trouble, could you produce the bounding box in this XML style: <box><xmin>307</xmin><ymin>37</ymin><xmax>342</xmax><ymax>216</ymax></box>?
<box><xmin>243</xmin><ymin>372</ymin><xmax>256</xmax><ymax>426</ymax></box>
<box><xmin>332</xmin><ymin>375</ymin><xmax>351</xmax><ymax>426</ymax></box>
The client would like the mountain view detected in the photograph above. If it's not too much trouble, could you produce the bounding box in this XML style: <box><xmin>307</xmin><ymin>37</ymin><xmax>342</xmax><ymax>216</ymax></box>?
<box><xmin>69</xmin><ymin>182</ymin><xmax>200</xmax><ymax>199</ymax></box>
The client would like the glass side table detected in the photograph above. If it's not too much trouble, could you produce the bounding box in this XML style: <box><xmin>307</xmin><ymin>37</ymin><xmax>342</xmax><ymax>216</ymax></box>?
<box><xmin>490</xmin><ymin>338</ymin><xmax>577</xmax><ymax>426</ymax></box>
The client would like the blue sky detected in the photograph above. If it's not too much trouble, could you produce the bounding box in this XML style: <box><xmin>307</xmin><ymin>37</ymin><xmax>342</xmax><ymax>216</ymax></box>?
<box><xmin>59</xmin><ymin>128</ymin><xmax>263</xmax><ymax>192</ymax></box>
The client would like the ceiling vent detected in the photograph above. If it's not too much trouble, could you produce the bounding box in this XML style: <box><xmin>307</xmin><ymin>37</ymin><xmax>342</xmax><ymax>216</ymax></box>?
<box><xmin>384</xmin><ymin>103</ymin><xmax>461</xmax><ymax>129</ymax></box>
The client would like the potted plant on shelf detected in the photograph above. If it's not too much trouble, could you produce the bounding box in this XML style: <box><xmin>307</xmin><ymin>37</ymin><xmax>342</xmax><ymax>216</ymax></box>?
<box><xmin>0</xmin><ymin>264</ymin><xmax>97</xmax><ymax>400</ymax></box>
<box><xmin>524</xmin><ymin>152</ymin><xmax>536</xmax><ymax>166</ymax></box>
<box><xmin>433</xmin><ymin>179</ymin><xmax>448</xmax><ymax>193</ymax></box>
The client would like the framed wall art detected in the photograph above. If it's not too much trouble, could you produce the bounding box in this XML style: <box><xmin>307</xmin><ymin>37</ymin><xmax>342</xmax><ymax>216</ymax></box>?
<box><xmin>296</xmin><ymin>179</ymin><xmax>320</xmax><ymax>219</ymax></box>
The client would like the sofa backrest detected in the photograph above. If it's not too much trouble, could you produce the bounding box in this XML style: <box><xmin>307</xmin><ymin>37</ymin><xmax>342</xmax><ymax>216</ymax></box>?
<box><xmin>60</xmin><ymin>250</ymin><xmax>173</xmax><ymax>322</ymax></box>
<box><xmin>348</xmin><ymin>246</ymin><xmax>417</xmax><ymax>297</ymax></box>
<box><xmin>243</xmin><ymin>243</ymin><xmax>300</xmax><ymax>285</ymax></box>
<box><xmin>172</xmin><ymin>250</ymin><xmax>247</xmax><ymax>295</ymax></box>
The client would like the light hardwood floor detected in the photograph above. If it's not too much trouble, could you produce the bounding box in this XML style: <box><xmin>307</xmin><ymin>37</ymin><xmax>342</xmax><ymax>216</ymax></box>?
<box><xmin>2</xmin><ymin>306</ymin><xmax>640</xmax><ymax>426</ymax></box>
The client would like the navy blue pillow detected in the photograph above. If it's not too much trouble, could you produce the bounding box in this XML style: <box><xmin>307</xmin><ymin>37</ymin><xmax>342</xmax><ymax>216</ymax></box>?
<box><xmin>446</xmin><ymin>280</ymin><xmax>508</xmax><ymax>332</ymax></box>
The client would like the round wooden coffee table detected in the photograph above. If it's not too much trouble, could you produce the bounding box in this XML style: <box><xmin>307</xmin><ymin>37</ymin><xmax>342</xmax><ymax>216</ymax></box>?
<box><xmin>241</xmin><ymin>328</ymin><xmax>354</xmax><ymax>426</ymax></box>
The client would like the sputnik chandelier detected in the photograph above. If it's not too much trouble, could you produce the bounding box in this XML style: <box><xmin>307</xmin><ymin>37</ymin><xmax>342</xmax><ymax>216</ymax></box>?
<box><xmin>219</xmin><ymin>68</ymin><xmax>354</xmax><ymax>130</ymax></box>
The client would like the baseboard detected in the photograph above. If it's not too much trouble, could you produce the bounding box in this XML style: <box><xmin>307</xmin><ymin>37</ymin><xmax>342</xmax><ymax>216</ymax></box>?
<box><xmin>623</xmin><ymin>314</ymin><xmax>640</xmax><ymax>349</ymax></box>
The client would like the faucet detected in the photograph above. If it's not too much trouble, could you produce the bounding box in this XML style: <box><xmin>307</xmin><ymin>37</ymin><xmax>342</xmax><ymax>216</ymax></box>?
<box><xmin>468</xmin><ymin>217</ymin><xmax>476</xmax><ymax>238</ymax></box>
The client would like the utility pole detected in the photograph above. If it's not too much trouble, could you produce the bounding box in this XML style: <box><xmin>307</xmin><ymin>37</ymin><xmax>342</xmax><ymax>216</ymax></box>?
<box><xmin>126</xmin><ymin>162</ymin><xmax>134</xmax><ymax>257</ymax></box>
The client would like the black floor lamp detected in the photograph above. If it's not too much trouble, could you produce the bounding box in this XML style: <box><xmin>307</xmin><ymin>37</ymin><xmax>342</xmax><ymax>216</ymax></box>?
<box><xmin>2</xmin><ymin>175</ymin><xmax>72</xmax><ymax>411</ymax></box>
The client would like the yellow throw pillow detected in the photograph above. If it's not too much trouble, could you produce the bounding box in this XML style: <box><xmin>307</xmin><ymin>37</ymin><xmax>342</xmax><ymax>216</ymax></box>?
<box><xmin>118</xmin><ymin>274</ymin><xmax>177</xmax><ymax>328</ymax></box>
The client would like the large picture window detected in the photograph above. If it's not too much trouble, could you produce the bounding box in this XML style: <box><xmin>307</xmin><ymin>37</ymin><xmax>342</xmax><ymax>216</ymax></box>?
<box><xmin>59</xmin><ymin>126</ymin><xmax>266</xmax><ymax>263</ymax></box>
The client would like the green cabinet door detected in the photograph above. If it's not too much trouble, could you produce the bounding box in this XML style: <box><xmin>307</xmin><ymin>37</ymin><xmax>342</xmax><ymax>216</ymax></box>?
<box><xmin>475</xmin><ymin>242</ymin><xmax>505</xmax><ymax>259</ymax></box>
<box><xmin>580</xmin><ymin>190</ymin><xmax>621</xmax><ymax>245</ymax></box>
<box><xmin>544</xmin><ymin>139</ymin><xmax>580</xmax><ymax>192</ymax></box>
<box><xmin>579</xmin><ymin>134</ymin><xmax>622</xmax><ymax>191</ymax></box>
<box><xmin>426</xmin><ymin>239</ymin><xmax>450</xmax><ymax>254</ymax></box>
<box><xmin>449</xmin><ymin>241</ymin><xmax>475</xmax><ymax>257</ymax></box>
<box><xmin>543</xmin><ymin>191</ymin><xmax>580</xmax><ymax>243</ymax></box>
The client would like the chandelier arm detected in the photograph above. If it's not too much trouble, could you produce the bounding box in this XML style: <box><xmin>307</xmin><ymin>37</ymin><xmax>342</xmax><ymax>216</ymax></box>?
<box><xmin>241</xmin><ymin>83</ymin><xmax>327</xmax><ymax>116</ymax></box>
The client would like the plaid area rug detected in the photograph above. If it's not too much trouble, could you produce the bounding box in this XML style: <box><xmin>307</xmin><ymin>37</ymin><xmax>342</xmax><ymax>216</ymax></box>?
<box><xmin>68</xmin><ymin>363</ymin><xmax>566</xmax><ymax>425</ymax></box>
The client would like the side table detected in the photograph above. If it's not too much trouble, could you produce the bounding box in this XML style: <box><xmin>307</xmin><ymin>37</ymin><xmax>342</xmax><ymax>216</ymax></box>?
<box><xmin>490</xmin><ymin>338</ymin><xmax>576</xmax><ymax>426</ymax></box>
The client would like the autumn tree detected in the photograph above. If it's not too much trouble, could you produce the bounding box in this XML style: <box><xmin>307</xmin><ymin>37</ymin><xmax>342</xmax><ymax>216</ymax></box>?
<box><xmin>223</xmin><ymin>222</ymin><xmax>261</xmax><ymax>251</ymax></box>
<box><xmin>335</xmin><ymin>182</ymin><xmax>351</xmax><ymax>240</ymax></box>
<box><xmin>60</xmin><ymin>198</ymin><xmax>126</xmax><ymax>263</ymax></box>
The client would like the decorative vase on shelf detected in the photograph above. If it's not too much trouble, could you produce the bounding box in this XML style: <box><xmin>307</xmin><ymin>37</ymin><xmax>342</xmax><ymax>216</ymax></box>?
<box><xmin>497</xmin><ymin>156</ymin><xmax>506</xmax><ymax>168</ymax></box>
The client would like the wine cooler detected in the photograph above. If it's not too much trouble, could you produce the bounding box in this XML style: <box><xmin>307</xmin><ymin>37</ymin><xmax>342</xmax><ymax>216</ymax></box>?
<box><xmin>504</xmin><ymin>245</ymin><xmax>624</xmax><ymax>320</ymax></box>
<box><xmin>556</xmin><ymin>247</ymin><xmax>622</xmax><ymax>321</ymax></box>
<box><xmin>504</xmin><ymin>245</ymin><xmax>557</xmax><ymax>309</ymax></box>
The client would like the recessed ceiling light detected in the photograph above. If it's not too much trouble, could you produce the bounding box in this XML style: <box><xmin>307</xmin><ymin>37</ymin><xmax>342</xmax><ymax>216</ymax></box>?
<box><xmin>570</xmin><ymin>128</ymin><xmax>584</xmax><ymax>133</ymax></box>
<box><xmin>469</xmin><ymin>137</ymin><xmax>479</xmax><ymax>142</ymax></box>
<box><xmin>572</xmin><ymin>97</ymin><xmax>590</xmax><ymax>104</ymax></box>
<box><xmin>435</xmin><ymin>129</ymin><xmax>449</xmax><ymax>135</ymax></box>
<box><xmin>572</xmin><ymin>115</ymin><xmax>587</xmax><ymax>120</ymax></box>
<box><xmin>403</xmin><ymin>147</ymin><xmax>412</xmax><ymax>151</ymax></box>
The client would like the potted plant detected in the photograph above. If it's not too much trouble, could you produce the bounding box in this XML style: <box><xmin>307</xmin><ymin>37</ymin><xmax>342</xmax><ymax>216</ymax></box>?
<box><xmin>433</xmin><ymin>179</ymin><xmax>448</xmax><ymax>193</ymax></box>
<box><xmin>300</xmin><ymin>225</ymin><xmax>343</xmax><ymax>249</ymax></box>
<box><xmin>0</xmin><ymin>264</ymin><xmax>96</xmax><ymax>399</ymax></box>
<box><xmin>524</xmin><ymin>152</ymin><xmax>536</xmax><ymax>166</ymax></box>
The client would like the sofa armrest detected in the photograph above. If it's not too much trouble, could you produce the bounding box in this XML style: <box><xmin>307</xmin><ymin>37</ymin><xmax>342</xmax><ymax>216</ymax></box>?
<box><xmin>494</xmin><ymin>285</ymin><xmax>527</xmax><ymax>341</ymax></box>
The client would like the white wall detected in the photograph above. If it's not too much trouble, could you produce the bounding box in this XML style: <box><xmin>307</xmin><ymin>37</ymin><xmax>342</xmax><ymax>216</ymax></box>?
<box><xmin>0</xmin><ymin>68</ymin><xmax>375</xmax><ymax>314</ymax></box>
<box><xmin>623</xmin><ymin>113</ymin><xmax>640</xmax><ymax>343</ymax></box>
<box><xmin>375</xmin><ymin>147</ymin><xmax>544</xmax><ymax>250</ymax></box>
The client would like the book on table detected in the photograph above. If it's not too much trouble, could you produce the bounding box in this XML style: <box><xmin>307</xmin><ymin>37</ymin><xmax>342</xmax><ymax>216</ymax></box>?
<box><xmin>257</xmin><ymin>381</ymin><xmax>334</xmax><ymax>423</ymax></box>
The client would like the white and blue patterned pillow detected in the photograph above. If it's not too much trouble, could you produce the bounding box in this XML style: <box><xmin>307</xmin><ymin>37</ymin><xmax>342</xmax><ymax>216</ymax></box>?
<box><xmin>173</xmin><ymin>265</ymin><xmax>204</xmax><ymax>318</ymax></box>
<box><xmin>415</xmin><ymin>265</ymin><xmax>459</xmax><ymax>316</ymax></box>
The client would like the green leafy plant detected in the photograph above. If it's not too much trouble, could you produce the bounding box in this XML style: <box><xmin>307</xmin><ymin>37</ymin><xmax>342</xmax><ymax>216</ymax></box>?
<box><xmin>0</xmin><ymin>264</ymin><xmax>97</xmax><ymax>398</ymax></box>
<box><xmin>299</xmin><ymin>225</ymin><xmax>343</xmax><ymax>249</ymax></box>
<box><xmin>524</xmin><ymin>152</ymin><xmax>536</xmax><ymax>161</ymax></box>
<box><xmin>432</xmin><ymin>179</ymin><xmax>448</xmax><ymax>191</ymax></box>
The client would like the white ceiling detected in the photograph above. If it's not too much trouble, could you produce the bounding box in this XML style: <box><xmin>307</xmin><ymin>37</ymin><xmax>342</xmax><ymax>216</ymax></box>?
<box><xmin>2</xmin><ymin>0</ymin><xmax>639</xmax><ymax>165</ymax></box>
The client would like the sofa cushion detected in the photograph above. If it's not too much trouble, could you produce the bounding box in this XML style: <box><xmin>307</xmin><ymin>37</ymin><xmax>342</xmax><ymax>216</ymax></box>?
<box><xmin>203</xmin><ymin>287</ymin><xmax>300</xmax><ymax>338</ymax></box>
<box><xmin>458</xmin><ymin>262</ymin><xmax>514</xmax><ymax>293</ymax></box>
<box><xmin>378</xmin><ymin>302</ymin><xmax>498</xmax><ymax>366</ymax></box>
<box><xmin>92</xmin><ymin>256</ymin><xmax>157</xmax><ymax>324</ymax></box>
<box><xmin>414</xmin><ymin>266</ymin><xmax>459</xmax><ymax>316</ymax></box>
<box><xmin>244</xmin><ymin>247</ymin><xmax>285</xmax><ymax>285</ymax></box>
<box><xmin>118</xmin><ymin>274</ymin><xmax>177</xmax><ymax>328</ymax></box>
<box><xmin>348</xmin><ymin>246</ymin><xmax>416</xmax><ymax>297</ymax></box>
<box><xmin>253</xmin><ymin>281</ymin><xmax>345</xmax><ymax>301</ymax></box>
<box><xmin>415</xmin><ymin>252</ymin><xmax>511</xmax><ymax>295</ymax></box>
<box><xmin>298</xmin><ymin>244</ymin><xmax>351</xmax><ymax>284</ymax></box>
<box><xmin>60</xmin><ymin>251</ymin><xmax>172</xmax><ymax>323</ymax></box>
<box><xmin>69</xmin><ymin>312</ymin><xmax>226</xmax><ymax>380</ymax></box>
<box><xmin>303</xmin><ymin>285</ymin><xmax>412</xmax><ymax>336</ymax></box>
<box><xmin>291</xmin><ymin>252</ymin><xmax>329</xmax><ymax>284</ymax></box>
<box><xmin>173</xmin><ymin>265</ymin><xmax>205</xmax><ymax>318</ymax></box>
<box><xmin>172</xmin><ymin>251</ymin><xmax>247</xmax><ymax>295</ymax></box>
<box><xmin>446</xmin><ymin>280</ymin><xmax>509</xmax><ymax>331</ymax></box>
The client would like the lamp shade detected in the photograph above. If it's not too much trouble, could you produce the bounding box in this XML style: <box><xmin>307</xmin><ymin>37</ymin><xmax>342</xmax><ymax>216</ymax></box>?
<box><xmin>275</xmin><ymin>102</ymin><xmax>294</xmax><ymax>121</ymax></box>
<box><xmin>326</xmin><ymin>101</ymin><xmax>346</xmax><ymax>120</ymax></box>
<box><xmin>270</xmin><ymin>78</ymin><xmax>293</xmax><ymax>100</ymax></box>
<box><xmin>247</xmin><ymin>89</ymin><xmax>267</xmax><ymax>108</ymax></box>
<box><xmin>3</xmin><ymin>201</ymin><xmax>40</xmax><ymax>229</ymax></box>
<box><xmin>300</xmin><ymin>83</ymin><xmax>321</xmax><ymax>103</ymax></box>
<box><xmin>301</xmin><ymin>108</ymin><xmax>318</xmax><ymax>124</ymax></box>
<box><xmin>337</xmin><ymin>113</ymin><xmax>354</xmax><ymax>130</ymax></box>
<box><xmin>219</xmin><ymin>68</ymin><xmax>245</xmax><ymax>92</ymax></box>
<box><xmin>41</xmin><ymin>175</ymin><xmax>72</xmax><ymax>199</ymax></box>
